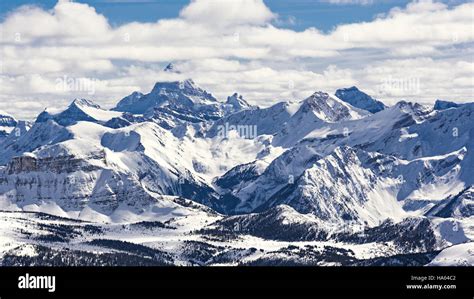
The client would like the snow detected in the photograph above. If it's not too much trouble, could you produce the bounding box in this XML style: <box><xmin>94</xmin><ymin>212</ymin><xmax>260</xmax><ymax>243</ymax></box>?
<box><xmin>428</xmin><ymin>242</ymin><xmax>474</xmax><ymax>266</ymax></box>
<box><xmin>431</xmin><ymin>217</ymin><xmax>470</xmax><ymax>246</ymax></box>
<box><xmin>0</xmin><ymin>110</ymin><xmax>13</xmax><ymax>117</ymax></box>
<box><xmin>0</xmin><ymin>127</ymin><xmax>14</xmax><ymax>135</ymax></box>
<box><xmin>23</xmin><ymin>201</ymin><xmax>71</xmax><ymax>218</ymax></box>
<box><xmin>398</xmin><ymin>128</ymin><xmax>418</xmax><ymax>142</ymax></box>
<box><xmin>76</xmin><ymin>101</ymin><xmax>122</xmax><ymax>122</ymax></box>
<box><xmin>361</xmin><ymin>180</ymin><xmax>409</xmax><ymax>224</ymax></box>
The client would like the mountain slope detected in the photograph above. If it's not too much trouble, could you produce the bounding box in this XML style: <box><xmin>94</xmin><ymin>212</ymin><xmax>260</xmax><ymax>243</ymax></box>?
<box><xmin>223</xmin><ymin>143</ymin><xmax>468</xmax><ymax>224</ymax></box>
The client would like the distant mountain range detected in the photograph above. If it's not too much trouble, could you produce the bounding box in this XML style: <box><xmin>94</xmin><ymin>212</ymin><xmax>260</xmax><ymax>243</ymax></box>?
<box><xmin>0</xmin><ymin>67</ymin><xmax>472</xmax><ymax>266</ymax></box>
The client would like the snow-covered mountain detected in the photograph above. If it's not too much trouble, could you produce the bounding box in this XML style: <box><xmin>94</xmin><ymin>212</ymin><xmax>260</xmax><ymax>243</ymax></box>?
<box><xmin>0</xmin><ymin>77</ymin><xmax>472</xmax><ymax>266</ymax></box>
<box><xmin>113</xmin><ymin>79</ymin><xmax>252</xmax><ymax>131</ymax></box>
<box><xmin>335</xmin><ymin>86</ymin><xmax>386</xmax><ymax>113</ymax></box>
<box><xmin>0</xmin><ymin>110</ymin><xmax>18</xmax><ymax>139</ymax></box>
<box><xmin>114</xmin><ymin>79</ymin><xmax>220</xmax><ymax>116</ymax></box>
<box><xmin>37</xmin><ymin>99</ymin><xmax>123</xmax><ymax>127</ymax></box>
<box><xmin>223</xmin><ymin>93</ymin><xmax>254</xmax><ymax>115</ymax></box>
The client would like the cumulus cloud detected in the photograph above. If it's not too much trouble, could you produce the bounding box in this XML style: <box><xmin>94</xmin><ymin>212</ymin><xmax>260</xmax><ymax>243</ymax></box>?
<box><xmin>180</xmin><ymin>0</ymin><xmax>276</xmax><ymax>26</ymax></box>
<box><xmin>0</xmin><ymin>0</ymin><xmax>472</xmax><ymax>119</ymax></box>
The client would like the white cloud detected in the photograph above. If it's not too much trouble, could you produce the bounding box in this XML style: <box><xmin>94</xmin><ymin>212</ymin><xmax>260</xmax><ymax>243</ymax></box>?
<box><xmin>1</xmin><ymin>0</ymin><xmax>110</xmax><ymax>44</ymax></box>
<box><xmin>180</xmin><ymin>0</ymin><xmax>276</xmax><ymax>26</ymax></box>
<box><xmin>402</xmin><ymin>0</ymin><xmax>447</xmax><ymax>13</ymax></box>
<box><xmin>0</xmin><ymin>0</ymin><xmax>472</xmax><ymax>119</ymax></box>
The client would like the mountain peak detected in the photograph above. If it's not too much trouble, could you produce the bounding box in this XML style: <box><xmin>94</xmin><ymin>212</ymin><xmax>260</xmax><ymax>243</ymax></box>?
<box><xmin>290</xmin><ymin>91</ymin><xmax>368</xmax><ymax>124</ymax></box>
<box><xmin>394</xmin><ymin>100</ymin><xmax>423</xmax><ymax>110</ymax></box>
<box><xmin>335</xmin><ymin>86</ymin><xmax>386</xmax><ymax>113</ymax></box>
<box><xmin>434</xmin><ymin>99</ymin><xmax>463</xmax><ymax>110</ymax></box>
<box><xmin>302</xmin><ymin>91</ymin><xmax>353</xmax><ymax>111</ymax></box>
<box><xmin>151</xmin><ymin>79</ymin><xmax>200</xmax><ymax>94</ymax></box>
<box><xmin>221</xmin><ymin>93</ymin><xmax>253</xmax><ymax>116</ymax></box>
<box><xmin>71</xmin><ymin>98</ymin><xmax>101</xmax><ymax>109</ymax></box>
<box><xmin>36</xmin><ymin>98</ymin><xmax>121</xmax><ymax>126</ymax></box>
<box><xmin>309</xmin><ymin>91</ymin><xmax>330</xmax><ymax>99</ymax></box>
<box><xmin>115</xmin><ymin>78</ymin><xmax>219</xmax><ymax>117</ymax></box>
<box><xmin>301</xmin><ymin>91</ymin><xmax>332</xmax><ymax>107</ymax></box>
<box><xmin>391</xmin><ymin>100</ymin><xmax>433</xmax><ymax>123</ymax></box>
<box><xmin>226</xmin><ymin>93</ymin><xmax>251</xmax><ymax>108</ymax></box>
<box><xmin>163</xmin><ymin>63</ymin><xmax>181</xmax><ymax>74</ymax></box>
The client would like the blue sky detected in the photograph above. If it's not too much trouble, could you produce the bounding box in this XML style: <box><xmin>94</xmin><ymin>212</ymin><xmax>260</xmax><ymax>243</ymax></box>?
<box><xmin>2</xmin><ymin>0</ymin><xmax>470</xmax><ymax>32</ymax></box>
<box><xmin>1</xmin><ymin>0</ymin><xmax>427</xmax><ymax>31</ymax></box>
<box><xmin>0</xmin><ymin>0</ymin><xmax>472</xmax><ymax>119</ymax></box>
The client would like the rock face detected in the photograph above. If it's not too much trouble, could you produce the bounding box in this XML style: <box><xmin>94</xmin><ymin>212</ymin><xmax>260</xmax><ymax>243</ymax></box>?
<box><xmin>6</xmin><ymin>153</ymin><xmax>103</xmax><ymax>175</ymax></box>
<box><xmin>335</xmin><ymin>86</ymin><xmax>386</xmax><ymax>113</ymax></box>
<box><xmin>7</xmin><ymin>155</ymin><xmax>39</xmax><ymax>174</ymax></box>
<box><xmin>0</xmin><ymin>150</ymin><xmax>159</xmax><ymax>214</ymax></box>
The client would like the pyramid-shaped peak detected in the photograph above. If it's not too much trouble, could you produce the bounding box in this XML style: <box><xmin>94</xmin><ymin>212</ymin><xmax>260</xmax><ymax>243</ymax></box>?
<box><xmin>225</xmin><ymin>92</ymin><xmax>252</xmax><ymax>111</ymax></box>
<box><xmin>227</xmin><ymin>92</ymin><xmax>246</xmax><ymax>104</ymax></box>
<box><xmin>335</xmin><ymin>86</ymin><xmax>386</xmax><ymax>113</ymax></box>
<box><xmin>341</xmin><ymin>86</ymin><xmax>359</xmax><ymax>92</ymax></box>
<box><xmin>304</xmin><ymin>91</ymin><xmax>332</xmax><ymax>105</ymax></box>
<box><xmin>163</xmin><ymin>63</ymin><xmax>181</xmax><ymax>74</ymax></box>
<box><xmin>71</xmin><ymin>98</ymin><xmax>101</xmax><ymax>109</ymax></box>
